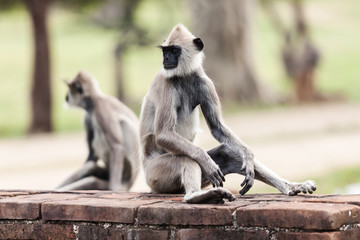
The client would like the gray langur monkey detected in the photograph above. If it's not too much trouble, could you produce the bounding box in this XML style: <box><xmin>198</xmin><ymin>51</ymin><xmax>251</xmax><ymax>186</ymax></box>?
<box><xmin>139</xmin><ymin>24</ymin><xmax>316</xmax><ymax>204</ymax></box>
<box><xmin>57</xmin><ymin>71</ymin><xmax>140</xmax><ymax>191</ymax></box>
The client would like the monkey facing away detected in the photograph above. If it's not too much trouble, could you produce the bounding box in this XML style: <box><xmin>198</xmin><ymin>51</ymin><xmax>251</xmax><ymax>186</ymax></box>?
<box><xmin>57</xmin><ymin>71</ymin><xmax>140</xmax><ymax>191</ymax></box>
<box><xmin>139</xmin><ymin>24</ymin><xmax>316</xmax><ymax>204</ymax></box>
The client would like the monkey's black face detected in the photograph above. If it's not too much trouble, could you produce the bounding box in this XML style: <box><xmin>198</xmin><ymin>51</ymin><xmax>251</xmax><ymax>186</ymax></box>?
<box><xmin>65</xmin><ymin>81</ymin><xmax>85</xmax><ymax>108</ymax></box>
<box><xmin>161</xmin><ymin>45</ymin><xmax>182</xmax><ymax>69</ymax></box>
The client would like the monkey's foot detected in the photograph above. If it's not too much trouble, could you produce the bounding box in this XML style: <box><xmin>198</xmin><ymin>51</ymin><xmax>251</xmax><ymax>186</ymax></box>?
<box><xmin>184</xmin><ymin>187</ymin><xmax>236</xmax><ymax>204</ymax></box>
<box><xmin>285</xmin><ymin>180</ymin><xmax>317</xmax><ymax>196</ymax></box>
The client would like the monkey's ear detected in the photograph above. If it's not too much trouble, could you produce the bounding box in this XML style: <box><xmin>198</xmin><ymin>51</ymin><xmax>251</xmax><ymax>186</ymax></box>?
<box><xmin>63</xmin><ymin>79</ymin><xmax>70</xmax><ymax>87</ymax></box>
<box><xmin>193</xmin><ymin>38</ymin><xmax>204</xmax><ymax>51</ymax></box>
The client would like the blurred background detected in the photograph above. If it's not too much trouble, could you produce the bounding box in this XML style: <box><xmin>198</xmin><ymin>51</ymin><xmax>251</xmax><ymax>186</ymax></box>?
<box><xmin>0</xmin><ymin>0</ymin><xmax>359</xmax><ymax>194</ymax></box>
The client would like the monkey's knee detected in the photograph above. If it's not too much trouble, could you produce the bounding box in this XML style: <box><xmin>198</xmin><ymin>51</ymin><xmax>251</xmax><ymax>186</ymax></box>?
<box><xmin>144</xmin><ymin>159</ymin><xmax>183</xmax><ymax>194</ymax></box>
<box><xmin>146</xmin><ymin>174</ymin><xmax>183</xmax><ymax>194</ymax></box>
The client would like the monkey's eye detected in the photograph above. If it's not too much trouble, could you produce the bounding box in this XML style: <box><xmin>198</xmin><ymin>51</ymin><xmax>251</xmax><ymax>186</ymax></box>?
<box><xmin>172</xmin><ymin>48</ymin><xmax>180</xmax><ymax>55</ymax></box>
<box><xmin>74</xmin><ymin>82</ymin><xmax>83</xmax><ymax>94</ymax></box>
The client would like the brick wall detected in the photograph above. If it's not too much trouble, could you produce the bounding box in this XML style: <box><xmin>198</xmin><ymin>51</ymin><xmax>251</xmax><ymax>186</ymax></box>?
<box><xmin>0</xmin><ymin>191</ymin><xmax>359</xmax><ymax>239</ymax></box>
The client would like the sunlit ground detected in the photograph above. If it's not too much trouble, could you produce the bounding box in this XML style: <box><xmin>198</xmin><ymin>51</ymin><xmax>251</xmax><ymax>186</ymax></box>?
<box><xmin>0</xmin><ymin>103</ymin><xmax>359</xmax><ymax>194</ymax></box>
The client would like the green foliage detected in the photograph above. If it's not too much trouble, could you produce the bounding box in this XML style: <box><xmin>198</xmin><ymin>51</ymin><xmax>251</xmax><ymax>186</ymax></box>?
<box><xmin>312</xmin><ymin>165</ymin><xmax>360</xmax><ymax>194</ymax></box>
<box><xmin>0</xmin><ymin>0</ymin><xmax>23</xmax><ymax>12</ymax></box>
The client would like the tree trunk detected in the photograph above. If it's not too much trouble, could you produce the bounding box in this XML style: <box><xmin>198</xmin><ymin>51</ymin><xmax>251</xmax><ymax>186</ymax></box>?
<box><xmin>189</xmin><ymin>0</ymin><xmax>267</xmax><ymax>104</ymax></box>
<box><xmin>264</xmin><ymin>0</ymin><xmax>320</xmax><ymax>102</ymax></box>
<box><xmin>95</xmin><ymin>0</ymin><xmax>142</xmax><ymax>102</ymax></box>
<box><xmin>291</xmin><ymin>1</ymin><xmax>320</xmax><ymax>102</ymax></box>
<box><xmin>24</xmin><ymin>0</ymin><xmax>52</xmax><ymax>133</ymax></box>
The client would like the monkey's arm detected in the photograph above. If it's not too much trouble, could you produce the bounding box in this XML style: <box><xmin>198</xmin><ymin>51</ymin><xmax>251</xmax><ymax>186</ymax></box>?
<box><xmin>200</xmin><ymin>79</ymin><xmax>255</xmax><ymax>194</ymax></box>
<box><xmin>84</xmin><ymin>114</ymin><xmax>97</xmax><ymax>162</ymax></box>
<box><xmin>95</xmin><ymin>107</ymin><xmax>126</xmax><ymax>191</ymax></box>
<box><xmin>154</xmin><ymin>96</ymin><xmax>225</xmax><ymax>187</ymax></box>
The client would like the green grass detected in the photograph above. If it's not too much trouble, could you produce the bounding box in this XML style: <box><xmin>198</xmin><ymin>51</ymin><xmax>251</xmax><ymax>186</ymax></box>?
<box><xmin>312</xmin><ymin>165</ymin><xmax>360</xmax><ymax>194</ymax></box>
<box><xmin>0</xmin><ymin>0</ymin><xmax>360</xmax><ymax>137</ymax></box>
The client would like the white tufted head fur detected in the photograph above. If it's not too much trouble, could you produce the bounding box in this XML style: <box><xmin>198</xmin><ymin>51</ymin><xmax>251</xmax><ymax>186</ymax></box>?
<box><xmin>160</xmin><ymin>24</ymin><xmax>204</xmax><ymax>78</ymax></box>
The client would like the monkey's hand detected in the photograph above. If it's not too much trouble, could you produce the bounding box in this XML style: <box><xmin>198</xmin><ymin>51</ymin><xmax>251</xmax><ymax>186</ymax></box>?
<box><xmin>201</xmin><ymin>158</ymin><xmax>225</xmax><ymax>188</ymax></box>
<box><xmin>239</xmin><ymin>149</ymin><xmax>255</xmax><ymax>195</ymax></box>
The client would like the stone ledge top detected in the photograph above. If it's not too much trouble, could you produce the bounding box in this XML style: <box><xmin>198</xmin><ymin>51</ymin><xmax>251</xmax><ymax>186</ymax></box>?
<box><xmin>0</xmin><ymin>191</ymin><xmax>359</xmax><ymax>231</ymax></box>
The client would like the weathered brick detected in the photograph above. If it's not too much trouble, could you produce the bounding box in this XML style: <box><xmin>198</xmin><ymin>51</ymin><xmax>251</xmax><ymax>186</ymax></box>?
<box><xmin>42</xmin><ymin>198</ymin><xmax>161</xmax><ymax>223</ymax></box>
<box><xmin>0</xmin><ymin>191</ymin><xmax>30</xmax><ymax>197</ymax></box>
<box><xmin>0</xmin><ymin>201</ymin><xmax>40</xmax><ymax>220</ymax></box>
<box><xmin>175</xmin><ymin>228</ymin><xmax>269</xmax><ymax>240</ymax></box>
<box><xmin>276</xmin><ymin>228</ymin><xmax>360</xmax><ymax>240</ymax></box>
<box><xmin>94</xmin><ymin>192</ymin><xmax>142</xmax><ymax>200</ymax></box>
<box><xmin>0</xmin><ymin>223</ymin><xmax>75</xmax><ymax>240</ymax></box>
<box><xmin>16</xmin><ymin>193</ymin><xmax>85</xmax><ymax>202</ymax></box>
<box><xmin>129</xmin><ymin>229</ymin><xmax>170</xmax><ymax>240</ymax></box>
<box><xmin>239</xmin><ymin>194</ymin><xmax>346</xmax><ymax>204</ymax></box>
<box><xmin>236</xmin><ymin>201</ymin><xmax>360</xmax><ymax>230</ymax></box>
<box><xmin>137</xmin><ymin>193</ymin><xmax>184</xmax><ymax>202</ymax></box>
<box><xmin>138</xmin><ymin>200</ymin><xmax>253</xmax><ymax>226</ymax></box>
<box><xmin>0</xmin><ymin>193</ymin><xmax>86</xmax><ymax>220</ymax></box>
<box><xmin>304</xmin><ymin>194</ymin><xmax>360</xmax><ymax>206</ymax></box>
<box><xmin>240</xmin><ymin>193</ymin><xmax>309</xmax><ymax>202</ymax></box>
<box><xmin>78</xmin><ymin>225</ymin><xmax>126</xmax><ymax>240</ymax></box>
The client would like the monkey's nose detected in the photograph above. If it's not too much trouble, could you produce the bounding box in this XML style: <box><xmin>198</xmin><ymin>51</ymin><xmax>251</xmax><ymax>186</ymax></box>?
<box><xmin>65</xmin><ymin>94</ymin><xmax>69</xmax><ymax>102</ymax></box>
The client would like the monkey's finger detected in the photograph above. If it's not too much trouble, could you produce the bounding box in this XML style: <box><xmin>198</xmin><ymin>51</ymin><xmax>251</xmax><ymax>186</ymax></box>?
<box><xmin>240</xmin><ymin>183</ymin><xmax>252</xmax><ymax>195</ymax></box>
<box><xmin>240</xmin><ymin>179</ymin><xmax>248</xmax><ymax>188</ymax></box>
<box><xmin>214</xmin><ymin>172</ymin><xmax>224</xmax><ymax>187</ymax></box>
<box><xmin>209</xmin><ymin>176</ymin><xmax>216</xmax><ymax>187</ymax></box>
<box><xmin>240</xmin><ymin>159</ymin><xmax>251</xmax><ymax>172</ymax></box>
<box><xmin>239</xmin><ymin>174</ymin><xmax>254</xmax><ymax>195</ymax></box>
<box><xmin>241</xmin><ymin>173</ymin><xmax>251</xmax><ymax>187</ymax></box>
<box><xmin>214</xmin><ymin>176</ymin><xmax>222</xmax><ymax>187</ymax></box>
<box><xmin>218</xmin><ymin>170</ymin><xmax>225</xmax><ymax>182</ymax></box>
<box><xmin>240</xmin><ymin>161</ymin><xmax>246</xmax><ymax>171</ymax></box>
<box><xmin>240</xmin><ymin>179</ymin><xmax>253</xmax><ymax>195</ymax></box>
<box><xmin>209</xmin><ymin>175</ymin><xmax>220</xmax><ymax>188</ymax></box>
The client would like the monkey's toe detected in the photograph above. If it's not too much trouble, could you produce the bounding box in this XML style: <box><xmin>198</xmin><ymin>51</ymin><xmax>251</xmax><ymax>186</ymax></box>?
<box><xmin>286</xmin><ymin>180</ymin><xmax>317</xmax><ymax>196</ymax></box>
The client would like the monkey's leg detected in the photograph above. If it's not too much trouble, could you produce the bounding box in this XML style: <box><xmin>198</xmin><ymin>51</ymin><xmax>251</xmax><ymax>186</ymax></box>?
<box><xmin>144</xmin><ymin>154</ymin><xmax>185</xmax><ymax>194</ymax></box>
<box><xmin>253</xmin><ymin>159</ymin><xmax>316</xmax><ymax>196</ymax></box>
<box><xmin>182</xmin><ymin>159</ymin><xmax>236</xmax><ymax>204</ymax></box>
<box><xmin>207</xmin><ymin>144</ymin><xmax>316</xmax><ymax>195</ymax></box>
<box><xmin>56</xmin><ymin>161</ymin><xmax>98</xmax><ymax>189</ymax></box>
<box><xmin>144</xmin><ymin>154</ymin><xmax>235</xmax><ymax>204</ymax></box>
<box><xmin>109</xmin><ymin>145</ymin><xmax>127</xmax><ymax>191</ymax></box>
<box><xmin>119</xmin><ymin>120</ymin><xmax>140</xmax><ymax>191</ymax></box>
<box><xmin>56</xmin><ymin>176</ymin><xmax>108</xmax><ymax>191</ymax></box>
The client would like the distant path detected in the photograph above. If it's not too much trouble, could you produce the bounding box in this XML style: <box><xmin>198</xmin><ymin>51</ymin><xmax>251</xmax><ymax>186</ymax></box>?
<box><xmin>0</xmin><ymin>103</ymin><xmax>359</xmax><ymax>192</ymax></box>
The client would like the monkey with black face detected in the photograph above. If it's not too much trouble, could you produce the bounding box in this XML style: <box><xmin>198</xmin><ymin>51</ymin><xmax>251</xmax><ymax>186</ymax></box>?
<box><xmin>57</xmin><ymin>71</ymin><xmax>140</xmax><ymax>191</ymax></box>
<box><xmin>139</xmin><ymin>24</ymin><xmax>316</xmax><ymax>204</ymax></box>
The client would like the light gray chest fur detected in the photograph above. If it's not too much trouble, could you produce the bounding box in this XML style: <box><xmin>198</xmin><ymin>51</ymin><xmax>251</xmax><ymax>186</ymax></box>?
<box><xmin>90</xmin><ymin>114</ymin><xmax>110</xmax><ymax>163</ymax></box>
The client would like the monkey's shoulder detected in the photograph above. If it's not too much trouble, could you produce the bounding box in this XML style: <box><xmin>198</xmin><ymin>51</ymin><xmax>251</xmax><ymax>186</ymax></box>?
<box><xmin>92</xmin><ymin>95</ymin><xmax>138</xmax><ymax>122</ymax></box>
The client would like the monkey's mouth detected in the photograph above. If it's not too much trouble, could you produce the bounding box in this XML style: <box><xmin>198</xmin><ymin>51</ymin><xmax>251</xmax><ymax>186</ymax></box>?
<box><xmin>164</xmin><ymin>64</ymin><xmax>177</xmax><ymax>70</ymax></box>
